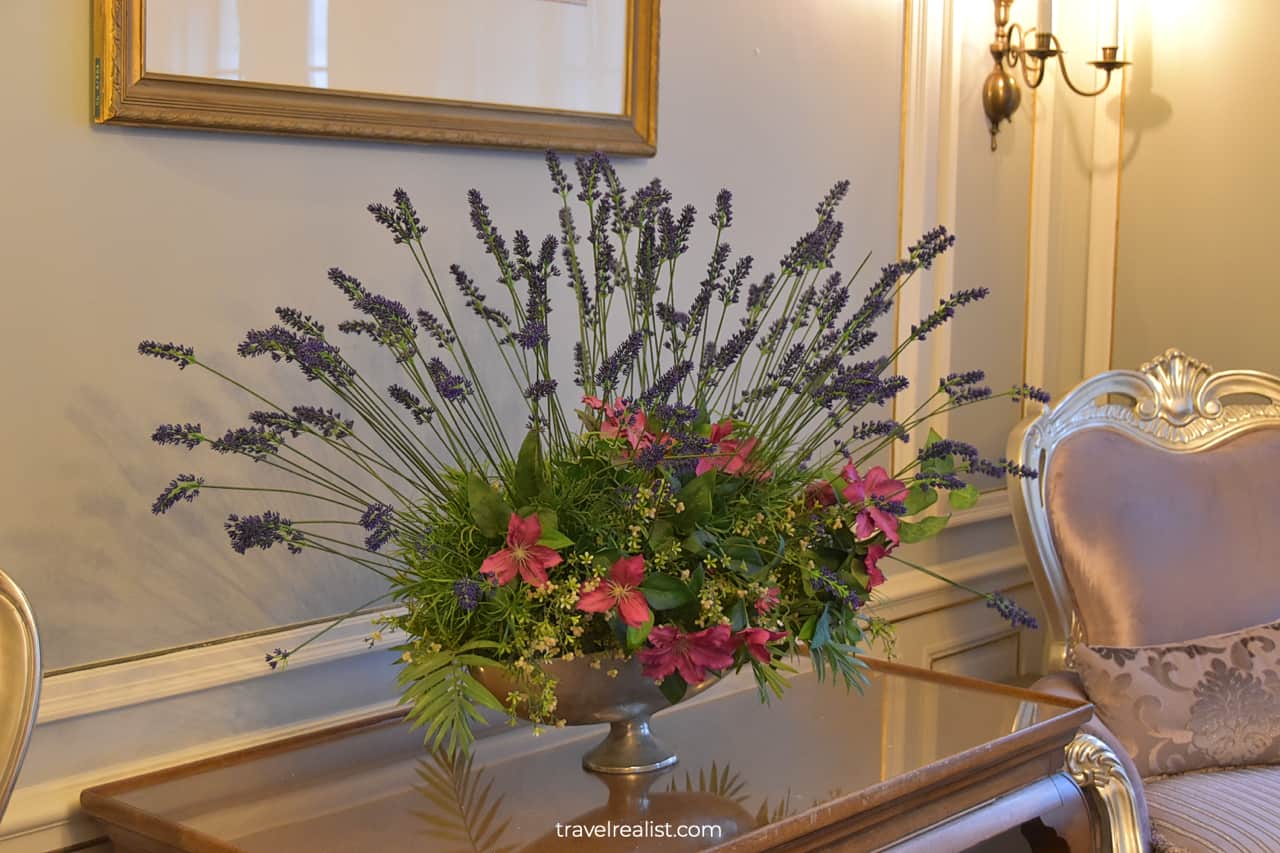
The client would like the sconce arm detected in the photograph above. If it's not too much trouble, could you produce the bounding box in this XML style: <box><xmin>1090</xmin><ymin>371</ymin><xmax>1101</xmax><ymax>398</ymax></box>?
<box><xmin>1054</xmin><ymin>50</ymin><xmax>1118</xmax><ymax>98</ymax></box>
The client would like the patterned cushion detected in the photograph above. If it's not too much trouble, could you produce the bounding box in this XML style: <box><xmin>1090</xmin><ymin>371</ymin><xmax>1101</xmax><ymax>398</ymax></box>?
<box><xmin>1073</xmin><ymin>619</ymin><xmax>1280</xmax><ymax>777</ymax></box>
<box><xmin>1147</xmin><ymin>765</ymin><xmax>1280</xmax><ymax>852</ymax></box>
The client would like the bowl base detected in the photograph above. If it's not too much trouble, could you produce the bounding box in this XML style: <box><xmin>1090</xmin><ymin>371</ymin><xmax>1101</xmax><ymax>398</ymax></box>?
<box><xmin>582</xmin><ymin>716</ymin><xmax>678</xmax><ymax>774</ymax></box>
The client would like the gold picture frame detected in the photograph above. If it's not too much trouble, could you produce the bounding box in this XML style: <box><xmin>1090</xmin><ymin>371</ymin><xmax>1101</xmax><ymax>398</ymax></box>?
<box><xmin>92</xmin><ymin>0</ymin><xmax>660</xmax><ymax>155</ymax></box>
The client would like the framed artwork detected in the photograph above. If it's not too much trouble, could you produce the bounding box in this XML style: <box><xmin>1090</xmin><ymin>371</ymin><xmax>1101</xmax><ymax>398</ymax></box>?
<box><xmin>92</xmin><ymin>0</ymin><xmax>660</xmax><ymax>154</ymax></box>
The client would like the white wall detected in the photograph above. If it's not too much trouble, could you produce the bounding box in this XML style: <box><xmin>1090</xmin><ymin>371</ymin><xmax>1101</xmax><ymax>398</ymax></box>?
<box><xmin>0</xmin><ymin>2</ymin><xmax>1065</xmax><ymax>849</ymax></box>
<box><xmin>1112</xmin><ymin>0</ymin><xmax>1280</xmax><ymax>373</ymax></box>
<box><xmin>0</xmin><ymin>0</ymin><xmax>904</xmax><ymax>670</ymax></box>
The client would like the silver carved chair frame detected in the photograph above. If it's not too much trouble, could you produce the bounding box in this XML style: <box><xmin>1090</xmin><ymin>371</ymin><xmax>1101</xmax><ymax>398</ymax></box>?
<box><xmin>1009</xmin><ymin>349</ymin><xmax>1280</xmax><ymax>852</ymax></box>
<box><xmin>0</xmin><ymin>568</ymin><xmax>40</xmax><ymax>820</ymax></box>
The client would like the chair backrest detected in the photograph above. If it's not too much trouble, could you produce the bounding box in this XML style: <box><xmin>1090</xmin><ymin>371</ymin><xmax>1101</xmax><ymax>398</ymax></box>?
<box><xmin>1008</xmin><ymin>349</ymin><xmax>1280</xmax><ymax>670</ymax></box>
<box><xmin>0</xmin><ymin>568</ymin><xmax>39</xmax><ymax>821</ymax></box>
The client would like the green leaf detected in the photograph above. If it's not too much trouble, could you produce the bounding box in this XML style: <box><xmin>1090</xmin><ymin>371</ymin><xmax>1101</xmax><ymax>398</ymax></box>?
<box><xmin>810</xmin><ymin>606</ymin><xmax>833</xmax><ymax>650</ymax></box>
<box><xmin>512</xmin><ymin>428</ymin><xmax>544</xmax><ymax>504</ymax></box>
<box><xmin>649</xmin><ymin>518</ymin><xmax>675</xmax><ymax>549</ymax></box>
<box><xmin>640</xmin><ymin>574</ymin><xmax>695</xmax><ymax>610</ymax></box>
<box><xmin>921</xmin><ymin>428</ymin><xmax>955</xmax><ymax>475</ymax></box>
<box><xmin>727</xmin><ymin>599</ymin><xmax>748</xmax><ymax>632</ymax></box>
<box><xmin>625</xmin><ymin>615</ymin><xmax>654</xmax><ymax>652</ymax></box>
<box><xmin>467</xmin><ymin>473</ymin><xmax>511</xmax><ymax>538</ymax></box>
<box><xmin>898</xmin><ymin>514</ymin><xmax>950</xmax><ymax>543</ymax></box>
<box><xmin>903</xmin><ymin>482</ymin><xmax>938</xmax><ymax>515</ymax></box>
<box><xmin>949</xmin><ymin>484</ymin><xmax>980</xmax><ymax>510</ymax></box>
<box><xmin>720</xmin><ymin>536</ymin><xmax>764</xmax><ymax>572</ymax></box>
<box><xmin>683</xmin><ymin>528</ymin><xmax>717</xmax><ymax>555</ymax></box>
<box><xmin>535</xmin><ymin>528</ymin><xmax>573</xmax><ymax>550</ymax></box>
<box><xmin>688</xmin><ymin>565</ymin><xmax>705</xmax><ymax>598</ymax></box>
<box><xmin>798</xmin><ymin>614</ymin><xmax>818</xmax><ymax>643</ymax></box>
<box><xmin>659</xmin><ymin>674</ymin><xmax>688</xmax><ymax>706</ymax></box>
<box><xmin>675</xmin><ymin>472</ymin><xmax>715</xmax><ymax>531</ymax></box>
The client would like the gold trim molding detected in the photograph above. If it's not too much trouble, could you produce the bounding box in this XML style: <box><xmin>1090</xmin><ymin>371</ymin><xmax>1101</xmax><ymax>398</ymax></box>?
<box><xmin>92</xmin><ymin>0</ymin><xmax>660</xmax><ymax>155</ymax></box>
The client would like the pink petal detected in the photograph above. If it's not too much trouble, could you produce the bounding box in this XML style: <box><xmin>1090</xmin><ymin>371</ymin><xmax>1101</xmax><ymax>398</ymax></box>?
<box><xmin>675</xmin><ymin>655</ymin><xmax>709</xmax><ymax>686</ymax></box>
<box><xmin>709</xmin><ymin>420</ymin><xmax>734</xmax><ymax>444</ymax></box>
<box><xmin>695</xmin><ymin>457</ymin><xmax>714</xmax><ymax>476</ymax></box>
<box><xmin>576</xmin><ymin>582</ymin><xmax>615</xmax><ymax>613</ymax></box>
<box><xmin>507</xmin><ymin>512</ymin><xmax>542</xmax><ymax>548</ymax></box>
<box><xmin>611</xmin><ymin>554</ymin><xmax>645</xmax><ymax>587</ymax></box>
<box><xmin>853</xmin><ymin>510</ymin><xmax>876</xmax><ymax>541</ymax></box>
<box><xmin>638</xmin><ymin>650</ymin><xmax>677</xmax><ymax>682</ymax></box>
<box><xmin>479</xmin><ymin>550</ymin><xmax>518</xmax><ymax>585</ymax></box>
<box><xmin>867</xmin><ymin>507</ymin><xmax>900</xmax><ymax>545</ymax></box>
<box><xmin>583</xmin><ymin>395</ymin><xmax>605</xmax><ymax>409</ymax></box>
<box><xmin>841</xmin><ymin>478</ymin><xmax>867</xmax><ymax>505</ymax></box>
<box><xmin>520</xmin><ymin>546</ymin><xmax>562</xmax><ymax>587</ymax></box>
<box><xmin>617</xmin><ymin>592</ymin><xmax>651</xmax><ymax>628</ymax></box>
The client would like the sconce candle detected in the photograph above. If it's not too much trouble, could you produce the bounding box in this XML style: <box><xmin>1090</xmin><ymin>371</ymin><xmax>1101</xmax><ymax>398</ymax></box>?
<box><xmin>1103</xmin><ymin>0</ymin><xmax>1120</xmax><ymax>46</ymax></box>
<box><xmin>982</xmin><ymin>0</ymin><xmax>1128</xmax><ymax>149</ymax></box>
<box><xmin>1037</xmin><ymin>0</ymin><xmax>1053</xmax><ymax>32</ymax></box>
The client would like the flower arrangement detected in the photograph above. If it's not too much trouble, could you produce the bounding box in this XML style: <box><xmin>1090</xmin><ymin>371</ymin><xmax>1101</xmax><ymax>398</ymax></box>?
<box><xmin>141</xmin><ymin>152</ymin><xmax>1043</xmax><ymax>758</ymax></box>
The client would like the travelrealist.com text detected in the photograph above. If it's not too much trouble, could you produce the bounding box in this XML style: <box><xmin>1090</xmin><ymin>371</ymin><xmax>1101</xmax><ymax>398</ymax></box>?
<box><xmin>555</xmin><ymin>820</ymin><xmax>724</xmax><ymax>840</ymax></box>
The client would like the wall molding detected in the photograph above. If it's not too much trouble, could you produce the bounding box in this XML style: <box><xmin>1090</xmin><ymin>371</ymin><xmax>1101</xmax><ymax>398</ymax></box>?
<box><xmin>894</xmin><ymin>0</ymin><xmax>963</xmax><ymax>473</ymax></box>
<box><xmin>37</xmin><ymin>612</ymin><xmax>403</xmax><ymax>725</ymax></box>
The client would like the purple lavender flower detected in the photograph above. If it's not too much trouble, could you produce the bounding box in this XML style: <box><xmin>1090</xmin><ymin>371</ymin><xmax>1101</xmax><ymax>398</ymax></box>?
<box><xmin>594</xmin><ymin>330</ymin><xmax>644</xmax><ymax>393</ymax></box>
<box><xmin>453</xmin><ymin>578</ymin><xmax>481</xmax><ymax>613</ymax></box>
<box><xmin>339</xmin><ymin>293</ymin><xmax>418</xmax><ymax>361</ymax></box>
<box><xmin>328</xmin><ymin>268</ymin><xmax>367</xmax><ymax>303</ymax></box>
<box><xmin>910</xmin><ymin>288</ymin><xmax>991</xmax><ymax>342</ymax></box>
<box><xmin>138</xmin><ymin>340</ymin><xmax>196</xmax><ymax>370</ymax></box>
<box><xmin>152</xmin><ymin>423</ymin><xmax>203</xmax><ymax>450</ymax></box>
<box><xmin>359</xmin><ymin>502</ymin><xmax>395</xmax><ymax>551</ymax></box>
<box><xmin>449</xmin><ymin>264</ymin><xmax>510</xmax><ymax>327</ymax></box>
<box><xmin>265</xmin><ymin>648</ymin><xmax>291</xmax><ymax>670</ymax></box>
<box><xmin>815</xmin><ymin>179</ymin><xmax>852</xmax><ymax>221</ymax></box>
<box><xmin>467</xmin><ymin>189</ymin><xmax>512</xmax><ymax>272</ymax></box>
<box><xmin>225</xmin><ymin>511</ymin><xmax>303</xmax><ymax>554</ymax></box>
<box><xmin>745</xmin><ymin>274</ymin><xmax>776</xmax><ymax>314</ymax></box>
<box><xmin>1010</xmin><ymin>384</ymin><xmax>1051</xmax><ymax>405</ymax></box>
<box><xmin>388</xmin><ymin>384</ymin><xmax>434</xmax><ymax>424</ymax></box>
<box><xmin>914</xmin><ymin>471</ymin><xmax>968</xmax><ymax>490</ymax></box>
<box><xmin>910</xmin><ymin>225</ymin><xmax>956</xmax><ymax>269</ymax></box>
<box><xmin>814</xmin><ymin>565</ymin><xmax>862</xmax><ymax>609</ymax></box>
<box><xmin>211</xmin><ymin>426</ymin><xmax>283</xmax><ymax>460</ymax></box>
<box><xmin>512</xmin><ymin>320</ymin><xmax>550</xmax><ymax>350</ymax></box>
<box><xmin>249</xmin><ymin>410</ymin><xmax>303</xmax><ymax>437</ymax></box>
<box><xmin>986</xmin><ymin>592</ymin><xmax>1038</xmax><ymax>629</ymax></box>
<box><xmin>973</xmin><ymin>458</ymin><xmax>1038</xmax><ymax>479</ymax></box>
<box><xmin>918</xmin><ymin>439</ymin><xmax>979</xmax><ymax>463</ymax></box>
<box><xmin>151</xmin><ymin>474</ymin><xmax>204</xmax><ymax>515</ymax></box>
<box><xmin>425</xmin><ymin>358</ymin><xmax>473</xmax><ymax>402</ymax></box>
<box><xmin>275</xmin><ymin>307</ymin><xmax>325</xmax><ymax>336</ymax></box>
<box><xmin>639</xmin><ymin>360</ymin><xmax>693</xmax><ymax>408</ymax></box>
<box><xmin>523</xmin><ymin>378</ymin><xmax>559</xmax><ymax>400</ymax></box>
<box><xmin>292</xmin><ymin>406</ymin><xmax>354</xmax><ymax>438</ymax></box>
<box><xmin>711</xmin><ymin>188</ymin><xmax>733</xmax><ymax>229</ymax></box>
<box><xmin>658</xmin><ymin>204</ymin><xmax>696</xmax><ymax>261</ymax></box>
<box><xmin>367</xmin><ymin>188</ymin><xmax>424</xmax><ymax>244</ymax></box>
<box><xmin>545</xmin><ymin>150</ymin><xmax>572</xmax><ymax>195</ymax></box>
<box><xmin>416</xmin><ymin>310</ymin><xmax>456</xmax><ymax>350</ymax></box>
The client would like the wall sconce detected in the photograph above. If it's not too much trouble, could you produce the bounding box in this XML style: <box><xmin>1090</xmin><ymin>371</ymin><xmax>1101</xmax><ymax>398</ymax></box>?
<box><xmin>983</xmin><ymin>0</ymin><xmax>1128</xmax><ymax>150</ymax></box>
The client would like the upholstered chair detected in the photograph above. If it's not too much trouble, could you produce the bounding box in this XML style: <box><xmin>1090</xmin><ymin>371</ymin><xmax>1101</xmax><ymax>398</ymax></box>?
<box><xmin>1009</xmin><ymin>349</ymin><xmax>1280</xmax><ymax>852</ymax></box>
<box><xmin>0</xmin><ymin>568</ymin><xmax>40</xmax><ymax>822</ymax></box>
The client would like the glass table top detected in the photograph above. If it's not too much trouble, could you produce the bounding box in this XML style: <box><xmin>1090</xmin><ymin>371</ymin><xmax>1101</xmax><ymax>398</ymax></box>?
<box><xmin>89</xmin><ymin>660</ymin><xmax>1084</xmax><ymax>852</ymax></box>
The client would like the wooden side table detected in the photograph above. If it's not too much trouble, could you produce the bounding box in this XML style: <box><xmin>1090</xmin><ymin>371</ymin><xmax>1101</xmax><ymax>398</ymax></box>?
<box><xmin>81</xmin><ymin>658</ymin><xmax>1142</xmax><ymax>851</ymax></box>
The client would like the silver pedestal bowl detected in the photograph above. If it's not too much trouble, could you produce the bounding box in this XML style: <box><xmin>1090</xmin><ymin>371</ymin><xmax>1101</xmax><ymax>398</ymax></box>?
<box><xmin>473</xmin><ymin>655</ymin><xmax>718</xmax><ymax>774</ymax></box>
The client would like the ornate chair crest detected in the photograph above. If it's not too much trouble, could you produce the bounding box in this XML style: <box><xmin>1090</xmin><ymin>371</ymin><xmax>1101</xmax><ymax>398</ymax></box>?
<box><xmin>1008</xmin><ymin>349</ymin><xmax>1280</xmax><ymax>669</ymax></box>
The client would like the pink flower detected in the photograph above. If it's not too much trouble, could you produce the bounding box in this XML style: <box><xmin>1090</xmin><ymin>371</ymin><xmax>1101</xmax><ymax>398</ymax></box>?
<box><xmin>804</xmin><ymin>480</ymin><xmax>837</xmax><ymax>508</ymax></box>
<box><xmin>696</xmin><ymin>421</ymin><xmax>770</xmax><ymax>479</ymax></box>
<box><xmin>754</xmin><ymin>586</ymin><xmax>780</xmax><ymax>615</ymax></box>
<box><xmin>737</xmin><ymin>627</ymin><xmax>788</xmax><ymax>664</ymax></box>
<box><xmin>479</xmin><ymin>513</ymin><xmax>562</xmax><ymax>588</ymax></box>
<box><xmin>840</xmin><ymin>464</ymin><xmax>907</xmax><ymax>545</ymax></box>
<box><xmin>636</xmin><ymin>624</ymin><xmax>736</xmax><ymax>685</ymax></box>
<box><xmin>584</xmin><ymin>396</ymin><xmax>652</xmax><ymax>451</ymax></box>
<box><xmin>864</xmin><ymin>543</ymin><xmax>890</xmax><ymax>589</ymax></box>
<box><xmin>576</xmin><ymin>555</ymin><xmax>651</xmax><ymax>627</ymax></box>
